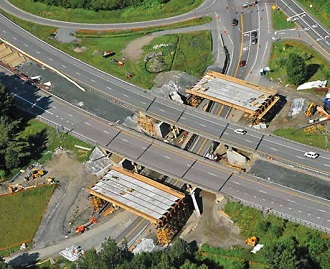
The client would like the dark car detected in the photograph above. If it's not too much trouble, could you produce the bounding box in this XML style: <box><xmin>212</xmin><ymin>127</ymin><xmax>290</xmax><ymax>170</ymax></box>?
<box><xmin>251</xmin><ymin>37</ymin><xmax>258</xmax><ymax>44</ymax></box>
<box><xmin>251</xmin><ymin>31</ymin><xmax>258</xmax><ymax>38</ymax></box>
<box><xmin>232</xmin><ymin>19</ymin><xmax>238</xmax><ymax>26</ymax></box>
<box><xmin>239</xmin><ymin>60</ymin><xmax>246</xmax><ymax>67</ymax></box>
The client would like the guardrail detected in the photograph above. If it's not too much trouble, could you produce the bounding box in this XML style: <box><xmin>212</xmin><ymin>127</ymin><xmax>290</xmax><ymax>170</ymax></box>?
<box><xmin>228</xmin><ymin>196</ymin><xmax>330</xmax><ymax>234</ymax></box>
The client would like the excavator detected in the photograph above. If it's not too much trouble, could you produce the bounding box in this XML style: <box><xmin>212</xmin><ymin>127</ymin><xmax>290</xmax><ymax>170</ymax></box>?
<box><xmin>245</xmin><ymin>236</ymin><xmax>258</xmax><ymax>246</ymax></box>
<box><xmin>75</xmin><ymin>217</ymin><xmax>97</xmax><ymax>234</ymax></box>
<box><xmin>25</xmin><ymin>168</ymin><xmax>47</xmax><ymax>181</ymax></box>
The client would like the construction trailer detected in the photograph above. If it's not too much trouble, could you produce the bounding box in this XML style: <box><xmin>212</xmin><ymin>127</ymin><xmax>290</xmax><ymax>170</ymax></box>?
<box><xmin>87</xmin><ymin>166</ymin><xmax>191</xmax><ymax>245</ymax></box>
<box><xmin>186</xmin><ymin>71</ymin><xmax>279</xmax><ymax>124</ymax></box>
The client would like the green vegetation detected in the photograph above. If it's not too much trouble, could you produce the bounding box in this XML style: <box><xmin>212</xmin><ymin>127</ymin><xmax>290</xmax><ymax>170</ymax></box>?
<box><xmin>1</xmin><ymin>10</ymin><xmax>212</xmax><ymax>88</ymax></box>
<box><xmin>296</xmin><ymin>0</ymin><xmax>330</xmax><ymax>29</ymax></box>
<box><xmin>7</xmin><ymin>0</ymin><xmax>203</xmax><ymax>23</ymax></box>
<box><xmin>272</xmin><ymin>8</ymin><xmax>295</xmax><ymax>30</ymax></box>
<box><xmin>273</xmin><ymin>128</ymin><xmax>329</xmax><ymax>150</ymax></box>
<box><xmin>23</xmin><ymin>119</ymin><xmax>94</xmax><ymax>164</ymax></box>
<box><xmin>0</xmin><ymin>185</ymin><xmax>55</xmax><ymax>250</ymax></box>
<box><xmin>0</xmin><ymin>82</ymin><xmax>93</xmax><ymax>180</ymax></box>
<box><xmin>268</xmin><ymin>40</ymin><xmax>330</xmax><ymax>86</ymax></box>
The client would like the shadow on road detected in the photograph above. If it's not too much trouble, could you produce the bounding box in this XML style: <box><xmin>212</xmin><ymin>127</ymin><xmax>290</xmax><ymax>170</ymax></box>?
<box><xmin>8</xmin><ymin>252</ymin><xmax>40</xmax><ymax>269</ymax></box>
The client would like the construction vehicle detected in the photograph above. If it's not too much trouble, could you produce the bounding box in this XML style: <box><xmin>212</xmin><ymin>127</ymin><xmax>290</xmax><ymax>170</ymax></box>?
<box><xmin>245</xmin><ymin>236</ymin><xmax>258</xmax><ymax>246</ymax></box>
<box><xmin>305</xmin><ymin>102</ymin><xmax>316</xmax><ymax>117</ymax></box>
<box><xmin>46</xmin><ymin>177</ymin><xmax>59</xmax><ymax>184</ymax></box>
<box><xmin>102</xmin><ymin>51</ymin><xmax>115</xmax><ymax>58</ymax></box>
<box><xmin>125</xmin><ymin>72</ymin><xmax>133</xmax><ymax>79</ymax></box>
<box><xmin>75</xmin><ymin>217</ymin><xmax>97</xmax><ymax>234</ymax></box>
<box><xmin>110</xmin><ymin>58</ymin><xmax>124</xmax><ymax>66</ymax></box>
<box><xmin>8</xmin><ymin>184</ymin><xmax>24</xmax><ymax>193</ymax></box>
<box><xmin>25</xmin><ymin>168</ymin><xmax>47</xmax><ymax>181</ymax></box>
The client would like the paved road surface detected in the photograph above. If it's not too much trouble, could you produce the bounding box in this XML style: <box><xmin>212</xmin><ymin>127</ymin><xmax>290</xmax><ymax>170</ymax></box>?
<box><xmin>2</xmin><ymin>71</ymin><xmax>328</xmax><ymax>235</ymax></box>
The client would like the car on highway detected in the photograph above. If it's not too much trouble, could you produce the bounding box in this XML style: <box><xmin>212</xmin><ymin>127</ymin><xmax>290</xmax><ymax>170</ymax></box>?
<box><xmin>304</xmin><ymin>151</ymin><xmax>319</xmax><ymax>159</ymax></box>
<box><xmin>239</xmin><ymin>60</ymin><xmax>246</xmax><ymax>67</ymax></box>
<box><xmin>251</xmin><ymin>38</ymin><xmax>258</xmax><ymax>44</ymax></box>
<box><xmin>234</xmin><ymin>129</ymin><xmax>247</xmax><ymax>135</ymax></box>
<box><xmin>232</xmin><ymin>19</ymin><xmax>238</xmax><ymax>26</ymax></box>
<box><xmin>251</xmin><ymin>31</ymin><xmax>257</xmax><ymax>38</ymax></box>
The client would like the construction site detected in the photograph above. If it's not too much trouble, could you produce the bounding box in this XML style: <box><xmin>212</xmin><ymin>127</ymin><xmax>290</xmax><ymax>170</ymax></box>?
<box><xmin>87</xmin><ymin>166</ymin><xmax>192</xmax><ymax>245</ymax></box>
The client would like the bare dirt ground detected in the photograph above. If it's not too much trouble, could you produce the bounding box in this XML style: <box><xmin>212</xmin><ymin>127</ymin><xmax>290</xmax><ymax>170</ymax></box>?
<box><xmin>31</xmin><ymin>150</ymin><xmax>96</xmax><ymax>248</ymax></box>
<box><xmin>181</xmin><ymin>191</ymin><xmax>244</xmax><ymax>248</ymax></box>
<box><xmin>122</xmin><ymin>35</ymin><xmax>156</xmax><ymax>62</ymax></box>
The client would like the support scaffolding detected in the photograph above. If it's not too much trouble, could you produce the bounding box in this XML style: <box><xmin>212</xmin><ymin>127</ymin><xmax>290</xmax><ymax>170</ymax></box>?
<box><xmin>87</xmin><ymin>166</ymin><xmax>191</xmax><ymax>245</ymax></box>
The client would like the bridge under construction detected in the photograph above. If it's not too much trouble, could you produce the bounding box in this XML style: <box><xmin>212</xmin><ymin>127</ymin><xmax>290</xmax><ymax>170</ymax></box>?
<box><xmin>88</xmin><ymin>166</ymin><xmax>191</xmax><ymax>245</ymax></box>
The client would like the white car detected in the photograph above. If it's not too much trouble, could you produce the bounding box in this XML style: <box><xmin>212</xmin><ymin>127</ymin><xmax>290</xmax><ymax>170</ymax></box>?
<box><xmin>234</xmin><ymin>129</ymin><xmax>247</xmax><ymax>135</ymax></box>
<box><xmin>304</xmin><ymin>151</ymin><xmax>319</xmax><ymax>159</ymax></box>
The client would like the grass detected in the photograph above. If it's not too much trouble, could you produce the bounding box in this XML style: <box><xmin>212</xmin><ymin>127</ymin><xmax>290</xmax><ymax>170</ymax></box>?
<box><xmin>0</xmin><ymin>184</ymin><xmax>55</xmax><ymax>251</ymax></box>
<box><xmin>295</xmin><ymin>0</ymin><xmax>330</xmax><ymax>29</ymax></box>
<box><xmin>1</xmin><ymin>10</ymin><xmax>212</xmax><ymax>88</ymax></box>
<box><xmin>7</xmin><ymin>0</ymin><xmax>203</xmax><ymax>23</ymax></box>
<box><xmin>272</xmin><ymin>8</ymin><xmax>295</xmax><ymax>30</ymax></box>
<box><xmin>273</xmin><ymin>127</ymin><xmax>329</xmax><ymax>150</ymax></box>
<box><xmin>198</xmin><ymin>200</ymin><xmax>330</xmax><ymax>269</ymax></box>
<box><xmin>267</xmin><ymin>40</ymin><xmax>330</xmax><ymax>86</ymax></box>
<box><xmin>22</xmin><ymin>119</ymin><xmax>94</xmax><ymax>164</ymax></box>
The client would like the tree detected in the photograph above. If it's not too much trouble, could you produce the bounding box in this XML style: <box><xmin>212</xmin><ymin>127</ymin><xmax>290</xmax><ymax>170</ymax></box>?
<box><xmin>169</xmin><ymin>238</ymin><xmax>193</xmax><ymax>266</ymax></box>
<box><xmin>77</xmin><ymin>248</ymin><xmax>103</xmax><ymax>269</ymax></box>
<box><xmin>0</xmin><ymin>84</ymin><xmax>14</xmax><ymax>116</ymax></box>
<box><xmin>286</xmin><ymin>53</ymin><xmax>307</xmax><ymax>85</ymax></box>
<box><xmin>263</xmin><ymin>238</ymin><xmax>299</xmax><ymax>269</ymax></box>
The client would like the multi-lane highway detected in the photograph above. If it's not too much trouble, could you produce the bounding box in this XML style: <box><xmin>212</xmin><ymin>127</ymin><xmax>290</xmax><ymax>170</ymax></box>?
<box><xmin>276</xmin><ymin>0</ymin><xmax>330</xmax><ymax>53</ymax></box>
<box><xmin>3</xmin><ymin>69</ymin><xmax>329</xmax><ymax>233</ymax></box>
<box><xmin>1</xmin><ymin>13</ymin><xmax>329</xmax><ymax>176</ymax></box>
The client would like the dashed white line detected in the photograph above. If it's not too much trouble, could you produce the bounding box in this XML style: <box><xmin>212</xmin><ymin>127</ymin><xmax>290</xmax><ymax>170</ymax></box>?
<box><xmin>124</xmin><ymin>94</ymin><xmax>129</xmax><ymax>98</ymax></box>
<box><xmin>232</xmin><ymin>181</ymin><xmax>240</xmax><ymax>185</ymax></box>
<box><xmin>287</xmin><ymin>199</ymin><xmax>296</xmax><ymax>203</ymax></box>
<box><xmin>24</xmin><ymin>44</ymin><xmax>28</xmax><ymax>47</ymax></box>
<box><xmin>298</xmin><ymin>210</ymin><xmax>302</xmax><ymax>213</ymax></box>
<box><xmin>53</xmin><ymin>106</ymin><xmax>57</xmax><ymax>109</ymax></box>
<box><xmin>207</xmin><ymin>172</ymin><xmax>217</xmax><ymax>177</ymax></box>
<box><xmin>106</xmin><ymin>86</ymin><xmax>111</xmax><ymax>89</ymax></box>
<box><xmin>56</xmin><ymin>115</ymin><xmax>58</xmax><ymax>118</ymax></box>
<box><xmin>317</xmin><ymin>216</ymin><xmax>320</xmax><ymax>219</ymax></box>
<box><xmin>289</xmin><ymin>207</ymin><xmax>292</xmax><ymax>210</ymax></box>
<box><xmin>91</xmin><ymin>79</ymin><xmax>95</xmax><ymax>82</ymax></box>
<box><xmin>61</xmin><ymin>118</ymin><xmax>64</xmax><ymax>120</ymax></box>
<box><xmin>62</xmin><ymin>65</ymin><xmax>66</xmax><ymax>68</ymax></box>
<box><xmin>13</xmin><ymin>37</ymin><xmax>17</xmax><ymax>40</ymax></box>
<box><xmin>163</xmin><ymin>155</ymin><xmax>170</xmax><ymax>159</ymax></box>
<box><xmin>49</xmin><ymin>58</ymin><xmax>53</xmax><ymax>61</ymax></box>
<box><xmin>324</xmin><ymin>164</ymin><xmax>330</xmax><ymax>167</ymax></box>
<box><xmin>2</xmin><ymin>30</ymin><xmax>6</xmax><ymax>33</ymax></box>
<box><xmin>141</xmin><ymin>102</ymin><xmax>147</xmax><ymax>105</ymax></box>
<box><xmin>327</xmin><ymin>220</ymin><xmax>330</xmax><ymax>222</ymax></box>
<box><xmin>245</xmin><ymin>139</ymin><xmax>252</xmax><ymax>143</ymax></box>
<box><xmin>200</xmin><ymin>124</ymin><xmax>206</xmax><ymax>127</ymax></box>
<box><xmin>270</xmin><ymin>147</ymin><xmax>278</xmax><ymax>151</ymax></box>
<box><xmin>66</xmin><ymin>120</ymin><xmax>69</xmax><ymax>123</ymax></box>
<box><xmin>36</xmin><ymin>51</ymin><xmax>40</xmax><ymax>54</ymax></box>
<box><xmin>68</xmin><ymin>114</ymin><xmax>73</xmax><ymax>117</ymax></box>
<box><xmin>122</xmin><ymin>139</ymin><xmax>128</xmax><ymax>142</ymax></box>
<box><xmin>103</xmin><ymin>130</ymin><xmax>109</xmax><ymax>134</ymax></box>
<box><xmin>295</xmin><ymin>156</ymin><xmax>305</xmax><ymax>159</ymax></box>
<box><xmin>85</xmin><ymin>122</ymin><xmax>91</xmax><ymax>126</ymax></box>
<box><xmin>159</xmin><ymin>109</ymin><xmax>165</xmax><ymax>112</ymax></box>
<box><xmin>308</xmin><ymin>213</ymin><xmax>311</xmax><ymax>216</ymax></box>
<box><xmin>318</xmin><ymin>209</ymin><xmax>326</xmax><ymax>213</ymax></box>
<box><xmin>280</xmin><ymin>204</ymin><xmax>283</xmax><ymax>207</ymax></box>
<box><xmin>258</xmin><ymin>190</ymin><xmax>267</xmax><ymax>194</ymax></box>
<box><xmin>76</xmin><ymin>72</ymin><xmax>81</xmax><ymax>75</ymax></box>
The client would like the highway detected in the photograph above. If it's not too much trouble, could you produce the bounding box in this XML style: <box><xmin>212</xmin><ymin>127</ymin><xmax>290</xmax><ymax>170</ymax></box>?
<box><xmin>1</xmin><ymin>13</ymin><xmax>330</xmax><ymax>176</ymax></box>
<box><xmin>4</xmin><ymin>71</ymin><xmax>329</xmax><ymax>233</ymax></box>
<box><xmin>276</xmin><ymin>0</ymin><xmax>330</xmax><ymax>54</ymax></box>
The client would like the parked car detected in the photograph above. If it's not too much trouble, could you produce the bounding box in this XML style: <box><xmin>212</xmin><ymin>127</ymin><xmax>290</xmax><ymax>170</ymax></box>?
<box><xmin>232</xmin><ymin>19</ymin><xmax>239</xmax><ymax>26</ymax></box>
<box><xmin>234</xmin><ymin>129</ymin><xmax>247</xmax><ymax>135</ymax></box>
<box><xmin>239</xmin><ymin>60</ymin><xmax>246</xmax><ymax>67</ymax></box>
<box><xmin>304</xmin><ymin>151</ymin><xmax>319</xmax><ymax>159</ymax></box>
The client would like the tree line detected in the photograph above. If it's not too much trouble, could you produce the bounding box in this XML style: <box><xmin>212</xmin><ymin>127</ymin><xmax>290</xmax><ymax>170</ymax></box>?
<box><xmin>32</xmin><ymin>0</ymin><xmax>170</xmax><ymax>11</ymax></box>
<box><xmin>0</xmin><ymin>84</ymin><xmax>45</xmax><ymax>180</ymax></box>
